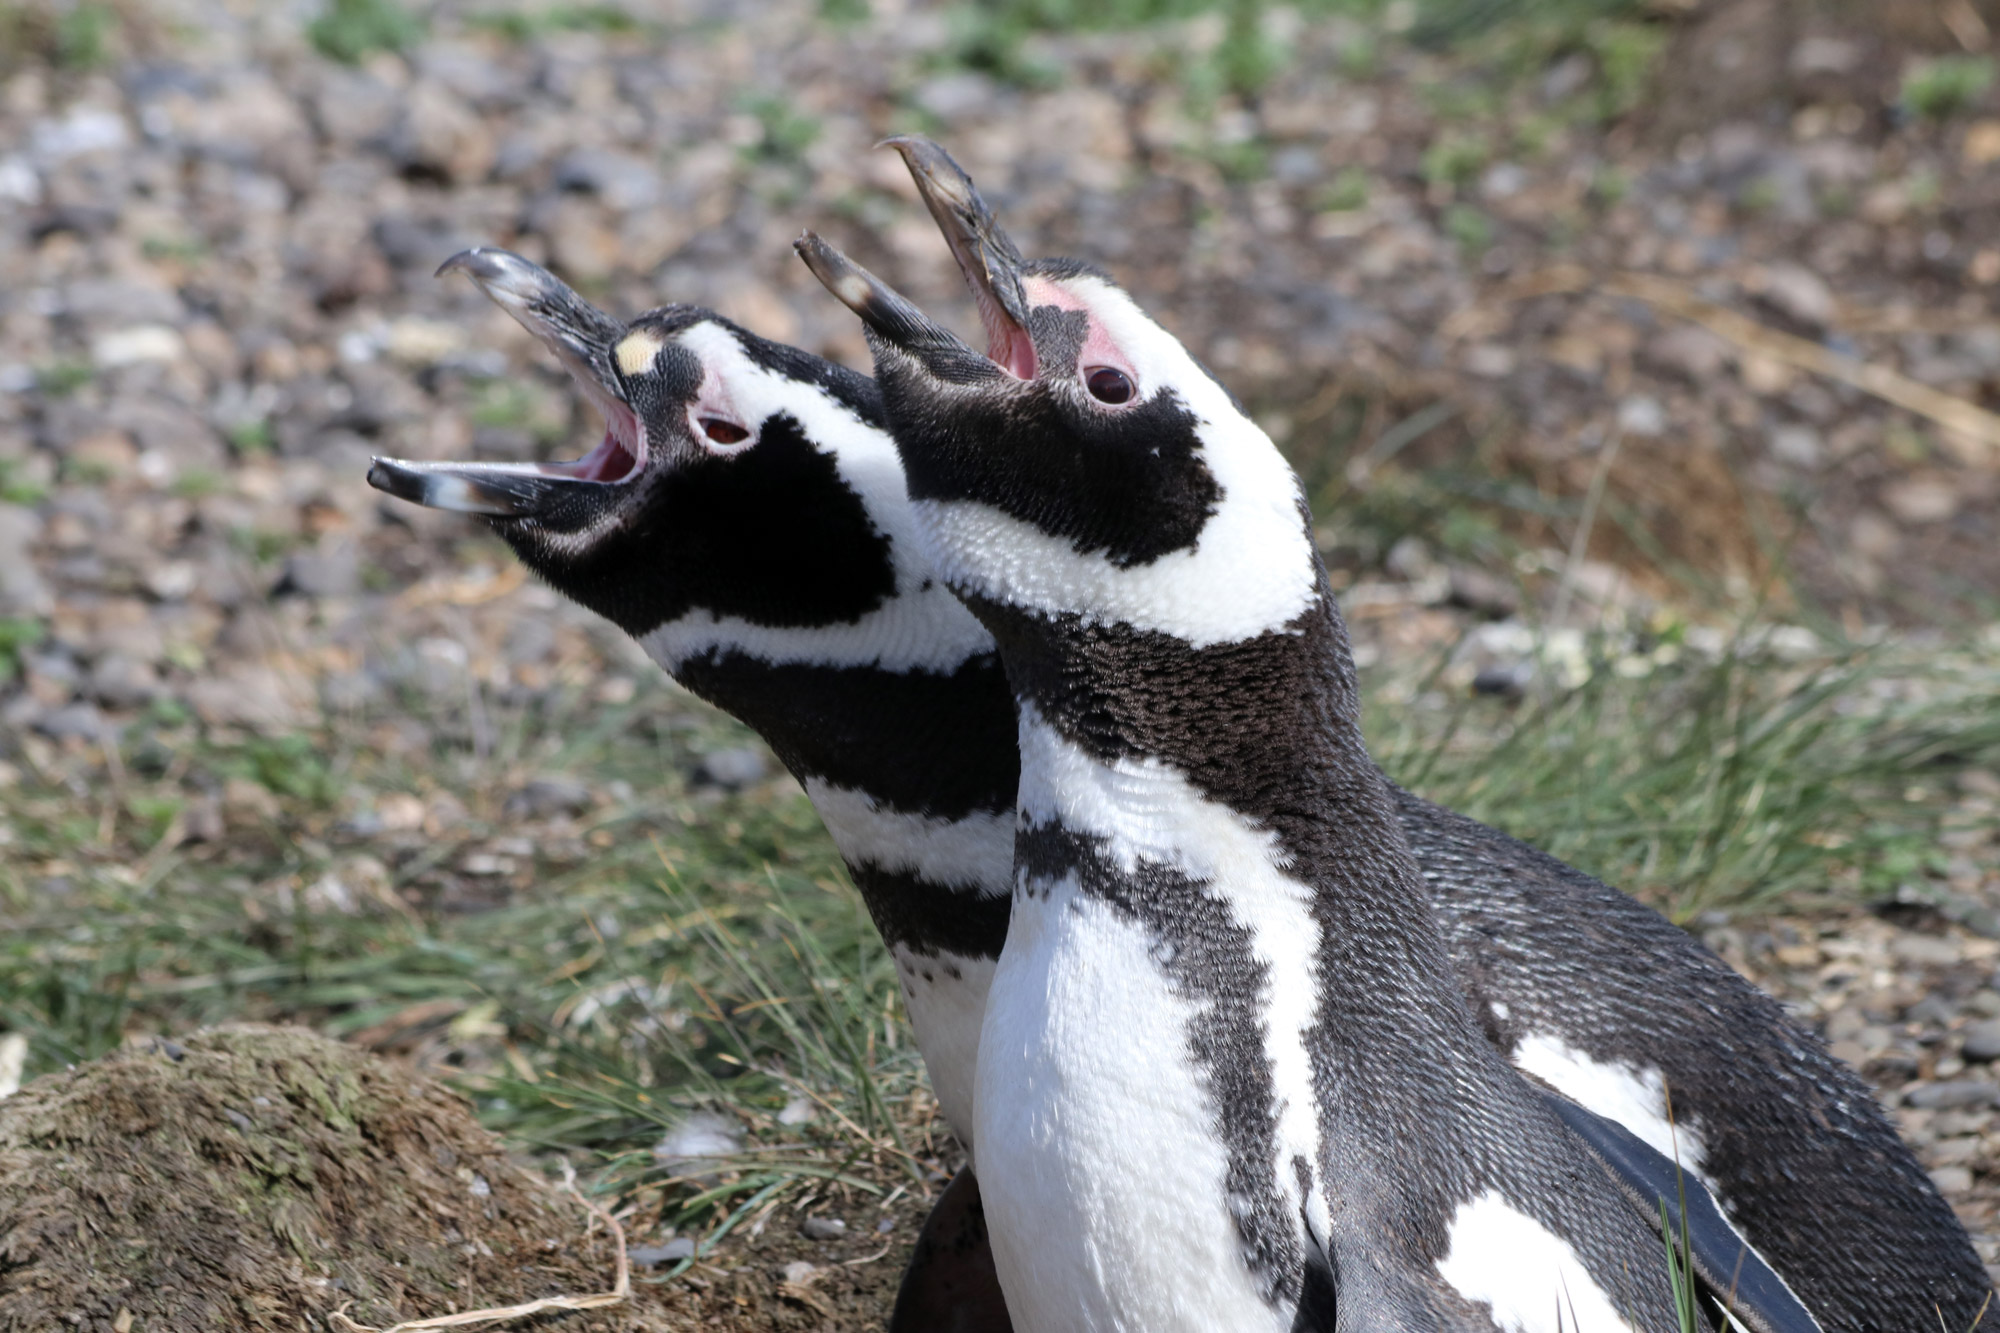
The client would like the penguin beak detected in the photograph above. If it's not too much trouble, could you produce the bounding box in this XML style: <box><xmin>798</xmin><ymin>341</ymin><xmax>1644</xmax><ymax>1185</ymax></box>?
<box><xmin>795</xmin><ymin>231</ymin><xmax>1000</xmax><ymax>384</ymax></box>
<box><xmin>880</xmin><ymin>136</ymin><xmax>1037</xmax><ymax>380</ymax></box>
<box><xmin>366</xmin><ymin>247</ymin><xmax>648</xmax><ymax>520</ymax></box>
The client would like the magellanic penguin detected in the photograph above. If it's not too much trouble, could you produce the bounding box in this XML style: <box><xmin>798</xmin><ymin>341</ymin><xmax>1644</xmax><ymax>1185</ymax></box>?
<box><xmin>792</xmin><ymin>139</ymin><xmax>1959</xmax><ymax>1333</ymax></box>
<box><xmin>371</xmin><ymin>243</ymin><xmax>1989</xmax><ymax>1332</ymax></box>
<box><xmin>369</xmin><ymin>250</ymin><xmax>1016</xmax><ymax>1159</ymax></box>
<box><xmin>797</xmin><ymin>224</ymin><xmax>1714</xmax><ymax>1333</ymax></box>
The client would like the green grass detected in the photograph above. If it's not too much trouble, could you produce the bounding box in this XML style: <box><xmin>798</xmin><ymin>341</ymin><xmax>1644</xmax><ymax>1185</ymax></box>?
<box><xmin>1901</xmin><ymin>54</ymin><xmax>1996</xmax><ymax>121</ymax></box>
<box><xmin>0</xmin><ymin>674</ymin><xmax>930</xmax><ymax>1243</ymax></box>
<box><xmin>463</xmin><ymin>4</ymin><xmax>640</xmax><ymax>42</ymax></box>
<box><xmin>1366</xmin><ymin>630</ymin><xmax>2000</xmax><ymax>920</ymax></box>
<box><xmin>308</xmin><ymin>0</ymin><xmax>421</xmax><ymax>64</ymax></box>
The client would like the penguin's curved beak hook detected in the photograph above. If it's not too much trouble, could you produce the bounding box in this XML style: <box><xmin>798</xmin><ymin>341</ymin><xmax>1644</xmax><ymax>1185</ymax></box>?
<box><xmin>367</xmin><ymin>247</ymin><xmax>647</xmax><ymax>519</ymax></box>
<box><xmin>880</xmin><ymin>136</ymin><xmax>1037</xmax><ymax>380</ymax></box>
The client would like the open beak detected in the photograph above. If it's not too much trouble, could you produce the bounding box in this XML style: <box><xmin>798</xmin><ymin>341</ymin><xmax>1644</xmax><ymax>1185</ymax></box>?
<box><xmin>881</xmin><ymin>137</ymin><xmax>1037</xmax><ymax>380</ymax></box>
<box><xmin>366</xmin><ymin>247</ymin><xmax>647</xmax><ymax>520</ymax></box>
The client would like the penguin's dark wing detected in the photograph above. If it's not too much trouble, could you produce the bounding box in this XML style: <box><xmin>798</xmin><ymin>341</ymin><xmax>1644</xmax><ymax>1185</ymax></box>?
<box><xmin>1543</xmin><ymin>1095</ymin><xmax>1824</xmax><ymax>1333</ymax></box>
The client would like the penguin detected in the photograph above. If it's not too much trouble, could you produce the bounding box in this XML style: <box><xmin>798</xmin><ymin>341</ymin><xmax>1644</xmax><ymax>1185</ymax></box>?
<box><xmin>371</xmin><ymin>242</ymin><xmax>1988</xmax><ymax>1332</ymax></box>
<box><xmin>370</xmin><ymin>249</ymin><xmax>1016</xmax><ymax>1158</ymax></box>
<box><xmin>791</xmin><ymin>136</ymin><xmax>1982</xmax><ymax>1332</ymax></box>
<box><xmin>796</xmin><ymin>220</ymin><xmax>1737</xmax><ymax>1333</ymax></box>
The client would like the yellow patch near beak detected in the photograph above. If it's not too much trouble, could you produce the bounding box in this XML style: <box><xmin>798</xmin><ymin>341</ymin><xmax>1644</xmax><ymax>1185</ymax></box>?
<box><xmin>615</xmin><ymin>329</ymin><xmax>666</xmax><ymax>375</ymax></box>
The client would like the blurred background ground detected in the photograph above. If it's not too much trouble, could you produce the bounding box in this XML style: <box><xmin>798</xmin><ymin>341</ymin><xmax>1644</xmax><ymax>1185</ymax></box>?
<box><xmin>3</xmin><ymin>0</ymin><xmax>2000</xmax><ymax>1326</ymax></box>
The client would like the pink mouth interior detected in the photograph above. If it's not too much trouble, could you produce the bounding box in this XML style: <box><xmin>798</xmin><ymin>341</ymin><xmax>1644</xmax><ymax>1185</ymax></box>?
<box><xmin>974</xmin><ymin>286</ymin><xmax>1037</xmax><ymax>380</ymax></box>
<box><xmin>539</xmin><ymin>401</ymin><xmax>645</xmax><ymax>483</ymax></box>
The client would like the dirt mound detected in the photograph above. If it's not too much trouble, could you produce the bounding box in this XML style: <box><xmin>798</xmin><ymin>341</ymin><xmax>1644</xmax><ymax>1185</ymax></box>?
<box><xmin>0</xmin><ymin>1025</ymin><xmax>672</xmax><ymax>1332</ymax></box>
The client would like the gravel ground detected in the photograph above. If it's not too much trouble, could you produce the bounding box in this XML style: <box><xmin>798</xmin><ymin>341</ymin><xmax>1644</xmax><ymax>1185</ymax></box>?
<box><xmin>4</xmin><ymin>0</ymin><xmax>2000</xmax><ymax>1286</ymax></box>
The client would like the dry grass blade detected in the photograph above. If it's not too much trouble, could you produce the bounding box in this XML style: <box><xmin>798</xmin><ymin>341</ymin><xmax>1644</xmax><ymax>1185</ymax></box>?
<box><xmin>1453</xmin><ymin>265</ymin><xmax>2000</xmax><ymax>454</ymax></box>
<box><xmin>329</xmin><ymin>1165</ymin><xmax>630</xmax><ymax>1333</ymax></box>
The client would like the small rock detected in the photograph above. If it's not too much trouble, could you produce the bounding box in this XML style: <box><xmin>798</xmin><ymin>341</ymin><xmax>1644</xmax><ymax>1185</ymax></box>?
<box><xmin>276</xmin><ymin>543</ymin><xmax>361</xmax><ymax>599</ymax></box>
<box><xmin>91</xmin><ymin>326</ymin><xmax>185</xmax><ymax>368</ymax></box>
<box><xmin>696</xmin><ymin>747</ymin><xmax>769</xmax><ymax>791</ymax></box>
<box><xmin>1884</xmin><ymin>478</ymin><xmax>1960</xmax><ymax>526</ymax></box>
<box><xmin>1893</xmin><ymin>934</ymin><xmax>1965</xmax><ymax>967</ymax></box>
<box><xmin>1789</xmin><ymin>35</ymin><xmax>1860</xmax><ymax>77</ymax></box>
<box><xmin>780</xmin><ymin>1261</ymin><xmax>817</xmax><ymax>1285</ymax></box>
<box><xmin>1960</xmin><ymin>1019</ymin><xmax>2000</xmax><ymax>1062</ymax></box>
<box><xmin>551</xmin><ymin>148</ymin><xmax>664</xmax><ymax>213</ymax></box>
<box><xmin>88</xmin><ymin>654</ymin><xmax>159</xmax><ymax>709</ymax></box>
<box><xmin>143</xmin><ymin>561</ymin><xmax>200</xmax><ymax>602</ymax></box>
<box><xmin>1615</xmin><ymin>396</ymin><xmax>1667</xmax><ymax>438</ymax></box>
<box><xmin>630</xmin><ymin>1237</ymin><xmax>695</xmax><ymax>1268</ymax></box>
<box><xmin>1931</xmin><ymin>1165</ymin><xmax>1975</xmax><ymax>1195</ymax></box>
<box><xmin>1767</xmin><ymin>425</ymin><xmax>1823</xmax><ymax>469</ymax></box>
<box><xmin>392</xmin><ymin>81</ymin><xmax>495</xmax><ymax>185</ymax></box>
<box><xmin>1644</xmin><ymin>326</ymin><xmax>1731</xmax><ymax>382</ymax></box>
<box><xmin>505</xmin><ymin>777</ymin><xmax>593</xmax><ymax>819</ymax></box>
<box><xmin>800</xmin><ymin>1216</ymin><xmax>846</xmax><ymax>1241</ymax></box>
<box><xmin>1906</xmin><ymin>1081</ymin><xmax>1999</xmax><ymax>1110</ymax></box>
<box><xmin>31</xmin><ymin>107</ymin><xmax>130</xmax><ymax>163</ymax></box>
<box><xmin>1907</xmin><ymin>995</ymin><xmax>1957</xmax><ymax>1027</ymax></box>
<box><xmin>1447</xmin><ymin>566</ymin><xmax>1520</xmax><ymax>618</ymax></box>
<box><xmin>1464</xmin><ymin>344</ymin><xmax>1515</xmax><ymax>378</ymax></box>
<box><xmin>777</xmin><ymin>1094</ymin><xmax>817</xmax><ymax>1127</ymax></box>
<box><xmin>1471</xmin><ymin>662</ymin><xmax>1531</xmax><ymax>698</ymax></box>
<box><xmin>34</xmin><ymin>702</ymin><xmax>107</xmax><ymax>743</ymax></box>
<box><xmin>1753</xmin><ymin>264</ymin><xmax>1836</xmax><ymax>328</ymax></box>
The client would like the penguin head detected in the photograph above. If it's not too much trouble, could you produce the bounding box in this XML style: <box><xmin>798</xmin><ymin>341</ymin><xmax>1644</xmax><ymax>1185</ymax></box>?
<box><xmin>369</xmin><ymin>247</ymin><xmax>904</xmax><ymax>643</ymax></box>
<box><xmin>797</xmin><ymin>139</ymin><xmax>1317</xmax><ymax>647</ymax></box>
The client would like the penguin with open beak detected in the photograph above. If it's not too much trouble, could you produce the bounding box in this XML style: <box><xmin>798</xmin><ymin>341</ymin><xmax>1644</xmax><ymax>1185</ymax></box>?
<box><xmin>793</xmin><ymin>138</ymin><xmax>1961</xmax><ymax>1333</ymax></box>
<box><xmin>371</xmin><ymin>227</ymin><xmax>1989</xmax><ymax>1332</ymax></box>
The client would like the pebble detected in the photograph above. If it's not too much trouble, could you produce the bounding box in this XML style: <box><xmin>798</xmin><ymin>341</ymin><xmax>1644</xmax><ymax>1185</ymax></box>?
<box><xmin>504</xmin><ymin>777</ymin><xmax>593</xmax><ymax>820</ymax></box>
<box><xmin>1962</xmin><ymin>1020</ymin><xmax>2000</xmax><ymax>1062</ymax></box>
<box><xmin>800</xmin><ymin>1216</ymin><xmax>846</xmax><ymax>1241</ymax></box>
<box><xmin>1905</xmin><ymin>1081</ymin><xmax>2000</xmax><ymax>1111</ymax></box>
<box><xmin>630</xmin><ymin>1236</ymin><xmax>696</xmax><ymax>1268</ymax></box>
<box><xmin>696</xmin><ymin>747</ymin><xmax>769</xmax><ymax>791</ymax></box>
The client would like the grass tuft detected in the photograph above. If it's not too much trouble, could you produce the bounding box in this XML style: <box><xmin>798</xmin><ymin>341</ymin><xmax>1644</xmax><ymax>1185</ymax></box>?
<box><xmin>308</xmin><ymin>0</ymin><xmax>421</xmax><ymax>64</ymax></box>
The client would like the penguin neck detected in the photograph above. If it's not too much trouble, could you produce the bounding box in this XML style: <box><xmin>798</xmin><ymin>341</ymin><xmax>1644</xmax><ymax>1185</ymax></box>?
<box><xmin>985</xmin><ymin>572</ymin><xmax>1473</xmax><ymax>1010</ymax></box>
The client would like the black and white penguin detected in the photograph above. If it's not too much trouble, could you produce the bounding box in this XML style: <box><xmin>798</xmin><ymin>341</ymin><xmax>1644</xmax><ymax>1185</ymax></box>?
<box><xmin>792</xmin><ymin>138</ymin><xmax>1979</xmax><ymax>1332</ymax></box>
<box><xmin>798</xmin><ymin>221</ymin><xmax>1710</xmax><ymax>1333</ymax></box>
<box><xmin>369</xmin><ymin>249</ymin><xmax>1016</xmax><ymax>1155</ymax></box>
<box><xmin>371</xmin><ymin>241</ymin><xmax>1989</xmax><ymax>1332</ymax></box>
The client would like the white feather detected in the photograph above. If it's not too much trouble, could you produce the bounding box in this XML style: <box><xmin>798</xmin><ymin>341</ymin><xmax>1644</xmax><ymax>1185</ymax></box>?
<box><xmin>893</xmin><ymin>944</ymin><xmax>994</xmax><ymax>1145</ymax></box>
<box><xmin>1511</xmin><ymin>1033</ymin><xmax>1711</xmax><ymax>1185</ymax></box>
<box><xmin>803</xmin><ymin>779</ymin><xmax>1013</xmax><ymax>895</ymax></box>
<box><xmin>1437</xmin><ymin>1190</ymin><xmax>1634</xmax><ymax>1333</ymax></box>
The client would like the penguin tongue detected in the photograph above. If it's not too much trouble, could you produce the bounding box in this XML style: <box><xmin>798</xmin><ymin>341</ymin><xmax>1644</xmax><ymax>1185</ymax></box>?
<box><xmin>881</xmin><ymin>136</ymin><xmax>1037</xmax><ymax>380</ymax></box>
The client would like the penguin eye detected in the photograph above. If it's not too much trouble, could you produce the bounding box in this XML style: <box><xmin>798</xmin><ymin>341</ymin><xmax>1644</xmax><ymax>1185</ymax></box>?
<box><xmin>1085</xmin><ymin>367</ymin><xmax>1134</xmax><ymax>405</ymax></box>
<box><xmin>700</xmin><ymin>418</ymin><xmax>749</xmax><ymax>445</ymax></box>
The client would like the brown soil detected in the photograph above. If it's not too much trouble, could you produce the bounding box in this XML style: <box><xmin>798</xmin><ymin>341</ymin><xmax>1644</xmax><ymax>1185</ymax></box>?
<box><xmin>0</xmin><ymin>1026</ymin><xmax>914</xmax><ymax>1333</ymax></box>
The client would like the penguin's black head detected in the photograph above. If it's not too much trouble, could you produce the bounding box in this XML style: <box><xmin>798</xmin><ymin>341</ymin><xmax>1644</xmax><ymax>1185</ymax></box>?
<box><xmin>797</xmin><ymin>140</ymin><xmax>1318</xmax><ymax>646</ymax></box>
<box><xmin>369</xmin><ymin>248</ymin><xmax>899</xmax><ymax>639</ymax></box>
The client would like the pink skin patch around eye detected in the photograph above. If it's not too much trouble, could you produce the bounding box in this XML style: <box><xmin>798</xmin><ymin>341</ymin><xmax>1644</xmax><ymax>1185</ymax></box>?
<box><xmin>685</xmin><ymin>364</ymin><xmax>753</xmax><ymax>454</ymax></box>
<box><xmin>1020</xmin><ymin>277</ymin><xmax>1138</xmax><ymax>393</ymax></box>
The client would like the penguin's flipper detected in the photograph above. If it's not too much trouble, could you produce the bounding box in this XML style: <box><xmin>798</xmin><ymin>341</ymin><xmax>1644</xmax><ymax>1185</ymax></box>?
<box><xmin>1543</xmin><ymin>1094</ymin><xmax>1824</xmax><ymax>1333</ymax></box>
<box><xmin>888</xmin><ymin>1166</ymin><xmax>1014</xmax><ymax>1333</ymax></box>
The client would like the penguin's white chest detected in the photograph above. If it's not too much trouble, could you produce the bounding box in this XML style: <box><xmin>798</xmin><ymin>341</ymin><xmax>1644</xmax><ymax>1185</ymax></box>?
<box><xmin>973</xmin><ymin>879</ymin><xmax>1289</xmax><ymax>1333</ymax></box>
<box><xmin>892</xmin><ymin>944</ymin><xmax>993</xmax><ymax>1143</ymax></box>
